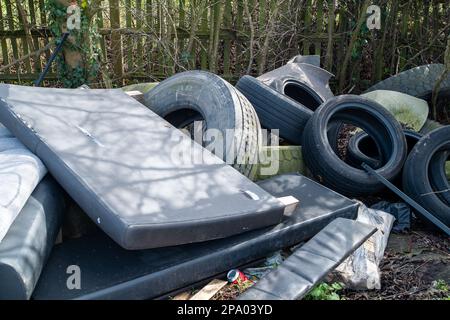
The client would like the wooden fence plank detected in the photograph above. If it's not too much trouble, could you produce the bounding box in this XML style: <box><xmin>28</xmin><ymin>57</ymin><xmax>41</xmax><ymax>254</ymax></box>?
<box><xmin>145</xmin><ymin>0</ymin><xmax>154</xmax><ymax>73</ymax></box>
<box><xmin>335</xmin><ymin>6</ymin><xmax>346</xmax><ymax>87</ymax></box>
<box><xmin>5</xmin><ymin>0</ymin><xmax>20</xmax><ymax>62</ymax></box>
<box><xmin>303</xmin><ymin>0</ymin><xmax>313</xmax><ymax>55</ymax></box>
<box><xmin>222</xmin><ymin>0</ymin><xmax>232</xmax><ymax>77</ymax></box>
<box><xmin>125</xmin><ymin>0</ymin><xmax>133</xmax><ymax>73</ymax></box>
<box><xmin>325</xmin><ymin>0</ymin><xmax>335</xmax><ymax>71</ymax></box>
<box><xmin>314</xmin><ymin>0</ymin><xmax>324</xmax><ymax>56</ymax></box>
<box><xmin>178</xmin><ymin>0</ymin><xmax>186</xmax><ymax>67</ymax></box>
<box><xmin>37</xmin><ymin>0</ymin><xmax>51</xmax><ymax>64</ymax></box>
<box><xmin>187</xmin><ymin>0</ymin><xmax>197</xmax><ymax>69</ymax></box>
<box><xmin>136</xmin><ymin>0</ymin><xmax>144</xmax><ymax>70</ymax></box>
<box><xmin>200</xmin><ymin>1</ymin><xmax>208</xmax><ymax>70</ymax></box>
<box><xmin>0</xmin><ymin>0</ymin><xmax>448</xmax><ymax>88</ymax></box>
<box><xmin>256</xmin><ymin>0</ymin><xmax>266</xmax><ymax>70</ymax></box>
<box><xmin>0</xmin><ymin>0</ymin><xmax>10</xmax><ymax>73</ymax></box>
<box><xmin>28</xmin><ymin>0</ymin><xmax>42</xmax><ymax>72</ymax></box>
<box><xmin>234</xmin><ymin>0</ymin><xmax>244</xmax><ymax>75</ymax></box>
<box><xmin>399</xmin><ymin>2</ymin><xmax>409</xmax><ymax>70</ymax></box>
<box><xmin>156</xmin><ymin>1</ymin><xmax>164</xmax><ymax>74</ymax></box>
<box><xmin>96</xmin><ymin>6</ymin><xmax>108</xmax><ymax>62</ymax></box>
<box><xmin>109</xmin><ymin>0</ymin><xmax>124</xmax><ymax>85</ymax></box>
<box><xmin>16</xmin><ymin>1</ymin><xmax>32</xmax><ymax>73</ymax></box>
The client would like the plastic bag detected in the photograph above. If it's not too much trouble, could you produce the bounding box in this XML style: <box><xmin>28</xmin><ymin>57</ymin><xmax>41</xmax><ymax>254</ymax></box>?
<box><xmin>332</xmin><ymin>203</ymin><xmax>395</xmax><ymax>290</ymax></box>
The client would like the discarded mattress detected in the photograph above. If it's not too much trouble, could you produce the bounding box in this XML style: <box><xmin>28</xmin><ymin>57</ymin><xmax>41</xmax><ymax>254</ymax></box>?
<box><xmin>32</xmin><ymin>174</ymin><xmax>359</xmax><ymax>300</ymax></box>
<box><xmin>0</xmin><ymin>176</ymin><xmax>65</xmax><ymax>299</ymax></box>
<box><xmin>239</xmin><ymin>218</ymin><xmax>376</xmax><ymax>300</ymax></box>
<box><xmin>0</xmin><ymin>84</ymin><xmax>285</xmax><ymax>250</ymax></box>
<box><xmin>0</xmin><ymin>122</ymin><xmax>13</xmax><ymax>137</ymax></box>
<box><xmin>0</xmin><ymin>136</ymin><xmax>47</xmax><ymax>242</ymax></box>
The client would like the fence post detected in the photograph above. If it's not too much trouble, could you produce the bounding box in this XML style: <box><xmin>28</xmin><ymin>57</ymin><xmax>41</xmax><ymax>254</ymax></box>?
<box><xmin>325</xmin><ymin>0</ymin><xmax>335</xmax><ymax>71</ymax></box>
<box><xmin>109</xmin><ymin>0</ymin><xmax>124</xmax><ymax>85</ymax></box>
<box><xmin>0</xmin><ymin>0</ymin><xmax>10</xmax><ymax>73</ymax></box>
<box><xmin>27</xmin><ymin>0</ymin><xmax>42</xmax><ymax>73</ymax></box>
<box><xmin>5</xmin><ymin>0</ymin><xmax>19</xmax><ymax>62</ymax></box>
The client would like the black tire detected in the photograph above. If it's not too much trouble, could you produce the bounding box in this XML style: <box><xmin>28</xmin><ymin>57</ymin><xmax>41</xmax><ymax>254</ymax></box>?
<box><xmin>429</xmin><ymin>150</ymin><xmax>450</xmax><ymax>206</ymax></box>
<box><xmin>366</xmin><ymin>64</ymin><xmax>450</xmax><ymax>101</ymax></box>
<box><xmin>143</xmin><ymin>71</ymin><xmax>261</xmax><ymax>179</ymax></box>
<box><xmin>257</xmin><ymin>62</ymin><xmax>342</xmax><ymax>150</ymax></box>
<box><xmin>346</xmin><ymin>131</ymin><xmax>383</xmax><ymax>169</ymax></box>
<box><xmin>347</xmin><ymin>129</ymin><xmax>422</xmax><ymax>169</ymax></box>
<box><xmin>402</xmin><ymin>126</ymin><xmax>450</xmax><ymax>226</ymax></box>
<box><xmin>302</xmin><ymin>95</ymin><xmax>407</xmax><ymax>197</ymax></box>
<box><xmin>420</xmin><ymin>119</ymin><xmax>442</xmax><ymax>134</ymax></box>
<box><xmin>236</xmin><ymin>75</ymin><xmax>313</xmax><ymax>145</ymax></box>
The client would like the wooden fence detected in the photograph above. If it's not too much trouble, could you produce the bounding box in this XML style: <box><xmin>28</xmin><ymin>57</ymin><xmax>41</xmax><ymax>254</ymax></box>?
<box><xmin>0</xmin><ymin>0</ymin><xmax>449</xmax><ymax>92</ymax></box>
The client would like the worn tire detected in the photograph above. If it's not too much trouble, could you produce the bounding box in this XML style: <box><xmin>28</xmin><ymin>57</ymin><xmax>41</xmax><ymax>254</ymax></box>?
<box><xmin>143</xmin><ymin>71</ymin><xmax>261</xmax><ymax>179</ymax></box>
<box><xmin>429</xmin><ymin>150</ymin><xmax>450</xmax><ymax>206</ymax></box>
<box><xmin>420</xmin><ymin>119</ymin><xmax>442</xmax><ymax>134</ymax></box>
<box><xmin>302</xmin><ymin>95</ymin><xmax>407</xmax><ymax>197</ymax></box>
<box><xmin>347</xmin><ymin>129</ymin><xmax>422</xmax><ymax>169</ymax></box>
<box><xmin>255</xmin><ymin>62</ymin><xmax>341</xmax><ymax>149</ymax></box>
<box><xmin>236</xmin><ymin>75</ymin><xmax>313</xmax><ymax>145</ymax></box>
<box><xmin>402</xmin><ymin>126</ymin><xmax>450</xmax><ymax>226</ymax></box>
<box><xmin>346</xmin><ymin>131</ymin><xmax>383</xmax><ymax>169</ymax></box>
<box><xmin>366</xmin><ymin>64</ymin><xmax>450</xmax><ymax>101</ymax></box>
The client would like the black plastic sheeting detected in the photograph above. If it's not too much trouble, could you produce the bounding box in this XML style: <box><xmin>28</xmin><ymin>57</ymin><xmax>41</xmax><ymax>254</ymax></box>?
<box><xmin>371</xmin><ymin>201</ymin><xmax>411</xmax><ymax>233</ymax></box>
<box><xmin>239</xmin><ymin>218</ymin><xmax>376</xmax><ymax>300</ymax></box>
<box><xmin>32</xmin><ymin>174</ymin><xmax>358</xmax><ymax>300</ymax></box>
<box><xmin>0</xmin><ymin>176</ymin><xmax>65</xmax><ymax>300</ymax></box>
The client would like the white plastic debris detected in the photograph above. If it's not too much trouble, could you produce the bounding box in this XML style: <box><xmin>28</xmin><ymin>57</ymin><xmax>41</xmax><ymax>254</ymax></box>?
<box><xmin>332</xmin><ymin>203</ymin><xmax>395</xmax><ymax>290</ymax></box>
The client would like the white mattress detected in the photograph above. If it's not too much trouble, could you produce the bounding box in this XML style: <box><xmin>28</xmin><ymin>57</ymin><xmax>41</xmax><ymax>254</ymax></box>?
<box><xmin>0</xmin><ymin>124</ymin><xmax>47</xmax><ymax>242</ymax></box>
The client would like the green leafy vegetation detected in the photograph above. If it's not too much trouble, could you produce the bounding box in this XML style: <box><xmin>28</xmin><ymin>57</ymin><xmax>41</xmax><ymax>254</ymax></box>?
<box><xmin>433</xmin><ymin>279</ymin><xmax>449</xmax><ymax>292</ymax></box>
<box><xmin>305</xmin><ymin>282</ymin><xmax>345</xmax><ymax>300</ymax></box>
<box><xmin>46</xmin><ymin>0</ymin><xmax>100</xmax><ymax>88</ymax></box>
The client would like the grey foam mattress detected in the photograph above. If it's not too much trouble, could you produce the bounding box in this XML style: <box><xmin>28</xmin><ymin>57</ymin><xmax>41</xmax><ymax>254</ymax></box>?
<box><xmin>0</xmin><ymin>84</ymin><xmax>285</xmax><ymax>250</ymax></box>
<box><xmin>0</xmin><ymin>176</ymin><xmax>64</xmax><ymax>299</ymax></box>
<box><xmin>32</xmin><ymin>174</ymin><xmax>358</xmax><ymax>300</ymax></box>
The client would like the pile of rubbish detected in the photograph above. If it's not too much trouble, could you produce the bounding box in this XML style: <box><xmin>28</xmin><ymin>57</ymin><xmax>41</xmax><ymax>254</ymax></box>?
<box><xmin>0</xmin><ymin>56</ymin><xmax>448</xmax><ymax>300</ymax></box>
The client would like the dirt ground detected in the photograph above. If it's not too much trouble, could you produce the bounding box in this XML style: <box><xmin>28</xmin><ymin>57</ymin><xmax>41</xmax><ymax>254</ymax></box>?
<box><xmin>341</xmin><ymin>228</ymin><xmax>450</xmax><ymax>300</ymax></box>
<box><xmin>203</xmin><ymin>225</ymin><xmax>450</xmax><ymax>301</ymax></box>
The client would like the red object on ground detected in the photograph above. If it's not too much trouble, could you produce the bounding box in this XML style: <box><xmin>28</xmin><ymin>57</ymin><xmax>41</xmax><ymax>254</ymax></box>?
<box><xmin>227</xmin><ymin>269</ymin><xmax>252</xmax><ymax>285</ymax></box>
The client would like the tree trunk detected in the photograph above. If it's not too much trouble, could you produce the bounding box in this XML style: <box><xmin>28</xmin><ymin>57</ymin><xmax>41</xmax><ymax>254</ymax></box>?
<box><xmin>431</xmin><ymin>36</ymin><xmax>450</xmax><ymax>120</ymax></box>
<box><xmin>325</xmin><ymin>0</ymin><xmax>335</xmax><ymax>71</ymax></box>
<box><xmin>338</xmin><ymin>0</ymin><xmax>370</xmax><ymax>93</ymax></box>
<box><xmin>56</xmin><ymin>0</ymin><xmax>83</xmax><ymax>70</ymax></box>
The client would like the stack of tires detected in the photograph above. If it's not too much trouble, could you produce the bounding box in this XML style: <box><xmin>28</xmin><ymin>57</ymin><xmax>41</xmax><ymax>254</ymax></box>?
<box><xmin>141</xmin><ymin>59</ymin><xmax>450</xmax><ymax>230</ymax></box>
<box><xmin>235</xmin><ymin>60</ymin><xmax>450</xmax><ymax>229</ymax></box>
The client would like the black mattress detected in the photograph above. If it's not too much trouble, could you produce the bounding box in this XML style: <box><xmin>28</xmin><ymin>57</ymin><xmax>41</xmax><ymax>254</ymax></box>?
<box><xmin>239</xmin><ymin>218</ymin><xmax>376</xmax><ymax>300</ymax></box>
<box><xmin>0</xmin><ymin>85</ymin><xmax>285</xmax><ymax>250</ymax></box>
<box><xmin>0</xmin><ymin>176</ymin><xmax>65</xmax><ymax>299</ymax></box>
<box><xmin>32</xmin><ymin>174</ymin><xmax>359</xmax><ymax>300</ymax></box>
